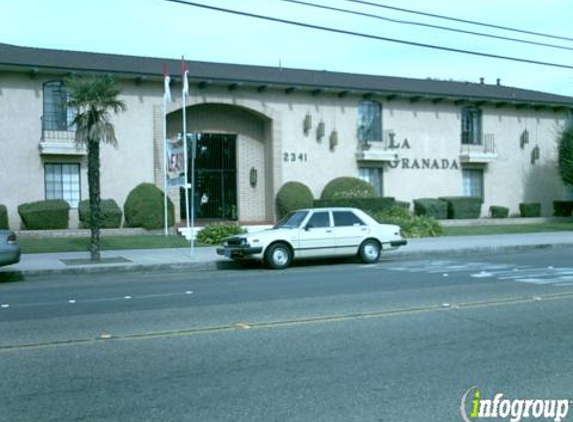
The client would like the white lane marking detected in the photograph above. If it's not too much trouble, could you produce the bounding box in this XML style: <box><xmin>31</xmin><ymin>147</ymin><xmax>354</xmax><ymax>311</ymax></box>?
<box><xmin>185</xmin><ymin>291</ymin><xmax>194</xmax><ymax>295</ymax></box>
<box><xmin>1</xmin><ymin>304</ymin><xmax>9</xmax><ymax>309</ymax></box>
<box><xmin>68</xmin><ymin>300</ymin><xmax>77</xmax><ymax>304</ymax></box>
<box><xmin>124</xmin><ymin>296</ymin><xmax>132</xmax><ymax>300</ymax></box>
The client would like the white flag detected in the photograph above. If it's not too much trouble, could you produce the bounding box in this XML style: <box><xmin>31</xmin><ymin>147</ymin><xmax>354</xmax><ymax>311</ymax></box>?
<box><xmin>163</xmin><ymin>66</ymin><xmax>172</xmax><ymax>103</ymax></box>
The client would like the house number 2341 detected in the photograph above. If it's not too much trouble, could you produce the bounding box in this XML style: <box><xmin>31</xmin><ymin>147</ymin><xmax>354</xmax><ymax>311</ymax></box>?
<box><xmin>283</xmin><ymin>152</ymin><xmax>308</xmax><ymax>162</ymax></box>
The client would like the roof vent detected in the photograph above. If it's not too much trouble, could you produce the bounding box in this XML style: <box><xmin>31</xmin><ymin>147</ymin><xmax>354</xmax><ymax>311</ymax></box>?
<box><xmin>480</xmin><ymin>77</ymin><xmax>484</xmax><ymax>84</ymax></box>
<box><xmin>496</xmin><ymin>78</ymin><xmax>501</xmax><ymax>86</ymax></box>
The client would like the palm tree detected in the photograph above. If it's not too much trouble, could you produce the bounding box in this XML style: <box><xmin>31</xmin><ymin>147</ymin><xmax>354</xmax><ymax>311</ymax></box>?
<box><xmin>66</xmin><ymin>75</ymin><xmax>126</xmax><ymax>261</ymax></box>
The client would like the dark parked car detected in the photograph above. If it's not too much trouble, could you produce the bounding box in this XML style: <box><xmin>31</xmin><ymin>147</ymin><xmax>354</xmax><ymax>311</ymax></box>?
<box><xmin>0</xmin><ymin>230</ymin><xmax>21</xmax><ymax>267</ymax></box>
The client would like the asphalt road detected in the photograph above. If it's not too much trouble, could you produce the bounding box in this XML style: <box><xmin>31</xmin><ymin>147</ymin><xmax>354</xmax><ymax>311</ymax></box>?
<box><xmin>2</xmin><ymin>249</ymin><xmax>573</xmax><ymax>422</ymax></box>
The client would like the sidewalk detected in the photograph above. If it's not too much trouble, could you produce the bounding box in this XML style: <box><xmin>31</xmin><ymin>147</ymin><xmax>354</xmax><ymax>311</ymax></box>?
<box><xmin>1</xmin><ymin>232</ymin><xmax>572</xmax><ymax>276</ymax></box>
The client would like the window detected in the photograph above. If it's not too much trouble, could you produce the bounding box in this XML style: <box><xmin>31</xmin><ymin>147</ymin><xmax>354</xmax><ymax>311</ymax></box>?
<box><xmin>43</xmin><ymin>81</ymin><xmax>75</xmax><ymax>131</ymax></box>
<box><xmin>461</xmin><ymin>107</ymin><xmax>482</xmax><ymax>145</ymax></box>
<box><xmin>358</xmin><ymin>100</ymin><xmax>382</xmax><ymax>143</ymax></box>
<box><xmin>358</xmin><ymin>167</ymin><xmax>383</xmax><ymax>197</ymax></box>
<box><xmin>333</xmin><ymin>211</ymin><xmax>364</xmax><ymax>227</ymax></box>
<box><xmin>306</xmin><ymin>211</ymin><xmax>330</xmax><ymax>229</ymax></box>
<box><xmin>462</xmin><ymin>169</ymin><xmax>483</xmax><ymax>198</ymax></box>
<box><xmin>45</xmin><ymin>163</ymin><xmax>81</xmax><ymax>208</ymax></box>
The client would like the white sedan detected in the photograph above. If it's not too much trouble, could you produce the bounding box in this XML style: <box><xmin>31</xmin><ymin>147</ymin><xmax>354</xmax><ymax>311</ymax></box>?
<box><xmin>216</xmin><ymin>207</ymin><xmax>407</xmax><ymax>269</ymax></box>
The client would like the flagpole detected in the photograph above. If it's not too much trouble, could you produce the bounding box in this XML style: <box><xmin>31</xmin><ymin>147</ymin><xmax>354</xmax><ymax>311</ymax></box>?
<box><xmin>181</xmin><ymin>56</ymin><xmax>191</xmax><ymax>250</ymax></box>
<box><xmin>163</xmin><ymin>66</ymin><xmax>169</xmax><ymax>236</ymax></box>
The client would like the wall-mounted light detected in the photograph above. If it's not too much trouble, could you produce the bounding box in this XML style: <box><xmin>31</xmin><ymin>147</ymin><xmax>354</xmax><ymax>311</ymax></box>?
<box><xmin>316</xmin><ymin>121</ymin><xmax>325</xmax><ymax>142</ymax></box>
<box><xmin>329</xmin><ymin>130</ymin><xmax>339</xmax><ymax>151</ymax></box>
<box><xmin>531</xmin><ymin>145</ymin><xmax>540</xmax><ymax>164</ymax></box>
<box><xmin>249</xmin><ymin>167</ymin><xmax>258</xmax><ymax>187</ymax></box>
<box><xmin>520</xmin><ymin>129</ymin><xmax>529</xmax><ymax>148</ymax></box>
<box><xmin>303</xmin><ymin>113</ymin><xmax>312</xmax><ymax>135</ymax></box>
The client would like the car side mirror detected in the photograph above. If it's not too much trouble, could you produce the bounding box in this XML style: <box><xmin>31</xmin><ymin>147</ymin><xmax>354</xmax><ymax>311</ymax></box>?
<box><xmin>305</xmin><ymin>224</ymin><xmax>313</xmax><ymax>231</ymax></box>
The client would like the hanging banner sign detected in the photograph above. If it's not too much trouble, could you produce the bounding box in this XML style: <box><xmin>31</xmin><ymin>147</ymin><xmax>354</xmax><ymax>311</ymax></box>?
<box><xmin>166</xmin><ymin>136</ymin><xmax>185</xmax><ymax>188</ymax></box>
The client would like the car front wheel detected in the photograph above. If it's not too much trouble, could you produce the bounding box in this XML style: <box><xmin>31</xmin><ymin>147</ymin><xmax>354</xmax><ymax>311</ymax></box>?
<box><xmin>359</xmin><ymin>239</ymin><xmax>381</xmax><ymax>263</ymax></box>
<box><xmin>264</xmin><ymin>242</ymin><xmax>292</xmax><ymax>269</ymax></box>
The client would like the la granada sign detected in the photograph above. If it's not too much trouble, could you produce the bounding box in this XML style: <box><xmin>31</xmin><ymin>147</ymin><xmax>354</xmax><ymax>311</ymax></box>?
<box><xmin>385</xmin><ymin>135</ymin><xmax>460</xmax><ymax>170</ymax></box>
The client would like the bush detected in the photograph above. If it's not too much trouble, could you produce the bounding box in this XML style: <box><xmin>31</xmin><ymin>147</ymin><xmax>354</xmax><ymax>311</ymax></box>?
<box><xmin>79</xmin><ymin>199</ymin><xmax>123</xmax><ymax>228</ymax></box>
<box><xmin>314</xmin><ymin>197</ymin><xmax>395</xmax><ymax>214</ymax></box>
<box><xmin>320</xmin><ymin>177</ymin><xmax>376</xmax><ymax>200</ymax></box>
<box><xmin>0</xmin><ymin>205</ymin><xmax>8</xmax><ymax>229</ymax></box>
<box><xmin>395</xmin><ymin>201</ymin><xmax>410</xmax><ymax>211</ymax></box>
<box><xmin>124</xmin><ymin>183</ymin><xmax>174</xmax><ymax>230</ymax></box>
<box><xmin>439</xmin><ymin>196</ymin><xmax>482</xmax><ymax>219</ymax></box>
<box><xmin>197</xmin><ymin>223</ymin><xmax>246</xmax><ymax>245</ymax></box>
<box><xmin>519</xmin><ymin>202</ymin><xmax>541</xmax><ymax>218</ymax></box>
<box><xmin>413</xmin><ymin>198</ymin><xmax>448</xmax><ymax>219</ymax></box>
<box><xmin>557</xmin><ymin>126</ymin><xmax>573</xmax><ymax>186</ymax></box>
<box><xmin>489</xmin><ymin>205</ymin><xmax>509</xmax><ymax>219</ymax></box>
<box><xmin>18</xmin><ymin>199</ymin><xmax>70</xmax><ymax>229</ymax></box>
<box><xmin>370</xmin><ymin>206</ymin><xmax>443</xmax><ymax>238</ymax></box>
<box><xmin>276</xmin><ymin>181</ymin><xmax>314</xmax><ymax>219</ymax></box>
<box><xmin>553</xmin><ymin>201</ymin><xmax>573</xmax><ymax>217</ymax></box>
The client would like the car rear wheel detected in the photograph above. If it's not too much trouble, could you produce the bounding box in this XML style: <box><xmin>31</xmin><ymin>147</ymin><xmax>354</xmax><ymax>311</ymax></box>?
<box><xmin>264</xmin><ymin>242</ymin><xmax>292</xmax><ymax>269</ymax></box>
<box><xmin>359</xmin><ymin>239</ymin><xmax>381</xmax><ymax>263</ymax></box>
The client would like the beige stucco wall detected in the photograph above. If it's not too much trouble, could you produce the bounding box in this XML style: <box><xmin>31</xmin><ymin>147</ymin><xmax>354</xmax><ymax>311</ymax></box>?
<box><xmin>0</xmin><ymin>70</ymin><xmax>570</xmax><ymax>229</ymax></box>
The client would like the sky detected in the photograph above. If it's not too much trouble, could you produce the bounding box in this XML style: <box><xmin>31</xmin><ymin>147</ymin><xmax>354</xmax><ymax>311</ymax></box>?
<box><xmin>3</xmin><ymin>0</ymin><xmax>573</xmax><ymax>96</ymax></box>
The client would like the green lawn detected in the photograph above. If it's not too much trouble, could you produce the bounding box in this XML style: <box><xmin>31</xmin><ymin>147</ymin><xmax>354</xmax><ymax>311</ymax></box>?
<box><xmin>442</xmin><ymin>223</ymin><xmax>572</xmax><ymax>236</ymax></box>
<box><xmin>18</xmin><ymin>235</ymin><xmax>203</xmax><ymax>254</ymax></box>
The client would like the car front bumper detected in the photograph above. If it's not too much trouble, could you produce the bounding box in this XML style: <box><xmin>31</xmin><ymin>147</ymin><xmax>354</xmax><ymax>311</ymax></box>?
<box><xmin>216</xmin><ymin>246</ymin><xmax>263</xmax><ymax>259</ymax></box>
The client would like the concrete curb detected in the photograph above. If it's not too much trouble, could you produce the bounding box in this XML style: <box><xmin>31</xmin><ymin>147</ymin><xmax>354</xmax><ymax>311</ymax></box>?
<box><xmin>2</xmin><ymin>241</ymin><xmax>573</xmax><ymax>278</ymax></box>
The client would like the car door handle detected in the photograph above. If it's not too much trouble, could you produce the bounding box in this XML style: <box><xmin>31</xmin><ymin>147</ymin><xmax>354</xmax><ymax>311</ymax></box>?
<box><xmin>326</xmin><ymin>229</ymin><xmax>332</xmax><ymax>233</ymax></box>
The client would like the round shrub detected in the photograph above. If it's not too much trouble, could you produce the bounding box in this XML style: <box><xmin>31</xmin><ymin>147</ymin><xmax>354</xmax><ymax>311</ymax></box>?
<box><xmin>276</xmin><ymin>181</ymin><xmax>314</xmax><ymax>219</ymax></box>
<box><xmin>320</xmin><ymin>177</ymin><xmax>376</xmax><ymax>200</ymax></box>
<box><xmin>124</xmin><ymin>183</ymin><xmax>174</xmax><ymax>230</ymax></box>
<box><xmin>197</xmin><ymin>223</ymin><xmax>246</xmax><ymax>245</ymax></box>
<box><xmin>79</xmin><ymin>199</ymin><xmax>123</xmax><ymax>228</ymax></box>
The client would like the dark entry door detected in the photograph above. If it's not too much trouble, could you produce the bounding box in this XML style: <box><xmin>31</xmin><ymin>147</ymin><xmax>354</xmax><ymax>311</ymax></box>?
<box><xmin>182</xmin><ymin>133</ymin><xmax>237</xmax><ymax>220</ymax></box>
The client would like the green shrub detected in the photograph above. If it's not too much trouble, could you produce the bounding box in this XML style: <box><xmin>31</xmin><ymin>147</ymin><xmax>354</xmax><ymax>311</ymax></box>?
<box><xmin>276</xmin><ymin>181</ymin><xmax>314</xmax><ymax>219</ymax></box>
<box><xmin>439</xmin><ymin>196</ymin><xmax>482</xmax><ymax>219</ymax></box>
<box><xmin>489</xmin><ymin>205</ymin><xmax>509</xmax><ymax>219</ymax></box>
<box><xmin>553</xmin><ymin>201</ymin><xmax>573</xmax><ymax>217</ymax></box>
<box><xmin>413</xmin><ymin>198</ymin><xmax>448</xmax><ymax>219</ymax></box>
<box><xmin>124</xmin><ymin>183</ymin><xmax>174</xmax><ymax>230</ymax></box>
<box><xmin>320</xmin><ymin>177</ymin><xmax>376</xmax><ymax>200</ymax></box>
<box><xmin>314</xmin><ymin>197</ymin><xmax>395</xmax><ymax>214</ymax></box>
<box><xmin>370</xmin><ymin>206</ymin><xmax>443</xmax><ymax>238</ymax></box>
<box><xmin>79</xmin><ymin>199</ymin><xmax>123</xmax><ymax>228</ymax></box>
<box><xmin>0</xmin><ymin>205</ymin><xmax>8</xmax><ymax>229</ymax></box>
<box><xmin>395</xmin><ymin>201</ymin><xmax>410</xmax><ymax>211</ymax></box>
<box><xmin>197</xmin><ymin>223</ymin><xmax>246</xmax><ymax>245</ymax></box>
<box><xmin>18</xmin><ymin>199</ymin><xmax>70</xmax><ymax>230</ymax></box>
<box><xmin>519</xmin><ymin>202</ymin><xmax>541</xmax><ymax>218</ymax></box>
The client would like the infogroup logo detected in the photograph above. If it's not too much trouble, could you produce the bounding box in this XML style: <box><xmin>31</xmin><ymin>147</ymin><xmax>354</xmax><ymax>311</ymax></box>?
<box><xmin>460</xmin><ymin>387</ymin><xmax>571</xmax><ymax>422</ymax></box>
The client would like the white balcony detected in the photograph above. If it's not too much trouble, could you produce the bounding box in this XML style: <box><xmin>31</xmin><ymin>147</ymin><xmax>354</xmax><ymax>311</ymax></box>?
<box><xmin>459</xmin><ymin>134</ymin><xmax>497</xmax><ymax>163</ymax></box>
<box><xmin>355</xmin><ymin>130</ymin><xmax>399</xmax><ymax>162</ymax></box>
<box><xmin>39</xmin><ymin>130</ymin><xmax>86</xmax><ymax>155</ymax></box>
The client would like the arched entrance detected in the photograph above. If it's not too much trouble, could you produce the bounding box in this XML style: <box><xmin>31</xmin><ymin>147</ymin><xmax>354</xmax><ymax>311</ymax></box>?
<box><xmin>164</xmin><ymin>102</ymin><xmax>277</xmax><ymax>223</ymax></box>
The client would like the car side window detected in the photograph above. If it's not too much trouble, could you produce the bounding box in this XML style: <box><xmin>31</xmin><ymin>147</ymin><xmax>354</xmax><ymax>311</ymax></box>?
<box><xmin>306</xmin><ymin>211</ymin><xmax>331</xmax><ymax>228</ymax></box>
<box><xmin>333</xmin><ymin>211</ymin><xmax>365</xmax><ymax>227</ymax></box>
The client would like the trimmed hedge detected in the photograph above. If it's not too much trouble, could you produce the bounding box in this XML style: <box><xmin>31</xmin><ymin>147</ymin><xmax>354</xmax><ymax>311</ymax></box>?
<box><xmin>276</xmin><ymin>181</ymin><xmax>314</xmax><ymax>219</ymax></box>
<box><xmin>197</xmin><ymin>223</ymin><xmax>247</xmax><ymax>245</ymax></box>
<box><xmin>124</xmin><ymin>183</ymin><xmax>174</xmax><ymax>230</ymax></box>
<box><xmin>519</xmin><ymin>202</ymin><xmax>541</xmax><ymax>218</ymax></box>
<box><xmin>0</xmin><ymin>205</ymin><xmax>8</xmax><ymax>229</ymax></box>
<box><xmin>489</xmin><ymin>205</ymin><xmax>509</xmax><ymax>219</ymax></box>
<box><xmin>395</xmin><ymin>200</ymin><xmax>410</xmax><ymax>210</ymax></box>
<box><xmin>314</xmin><ymin>197</ymin><xmax>395</xmax><ymax>214</ymax></box>
<box><xmin>370</xmin><ymin>206</ymin><xmax>443</xmax><ymax>238</ymax></box>
<box><xmin>553</xmin><ymin>201</ymin><xmax>573</xmax><ymax>217</ymax></box>
<box><xmin>413</xmin><ymin>198</ymin><xmax>448</xmax><ymax>219</ymax></box>
<box><xmin>79</xmin><ymin>199</ymin><xmax>123</xmax><ymax>228</ymax></box>
<box><xmin>439</xmin><ymin>196</ymin><xmax>482</xmax><ymax>219</ymax></box>
<box><xmin>18</xmin><ymin>199</ymin><xmax>70</xmax><ymax>229</ymax></box>
<box><xmin>320</xmin><ymin>177</ymin><xmax>376</xmax><ymax>200</ymax></box>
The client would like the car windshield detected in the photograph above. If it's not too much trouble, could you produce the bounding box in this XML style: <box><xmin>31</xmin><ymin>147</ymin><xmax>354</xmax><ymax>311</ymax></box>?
<box><xmin>273</xmin><ymin>211</ymin><xmax>309</xmax><ymax>229</ymax></box>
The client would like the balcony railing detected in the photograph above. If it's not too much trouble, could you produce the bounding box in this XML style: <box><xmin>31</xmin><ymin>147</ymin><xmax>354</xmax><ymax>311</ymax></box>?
<box><xmin>355</xmin><ymin>130</ymin><xmax>399</xmax><ymax>162</ymax></box>
<box><xmin>39</xmin><ymin>116</ymin><xmax>85</xmax><ymax>155</ymax></box>
<box><xmin>459</xmin><ymin>133</ymin><xmax>497</xmax><ymax>163</ymax></box>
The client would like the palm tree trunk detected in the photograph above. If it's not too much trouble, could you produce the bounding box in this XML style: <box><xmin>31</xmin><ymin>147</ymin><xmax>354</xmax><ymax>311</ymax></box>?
<box><xmin>87</xmin><ymin>137</ymin><xmax>101</xmax><ymax>261</ymax></box>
